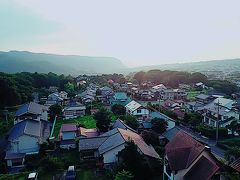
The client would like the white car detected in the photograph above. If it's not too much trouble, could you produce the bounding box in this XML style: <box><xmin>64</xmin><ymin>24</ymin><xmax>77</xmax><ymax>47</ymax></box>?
<box><xmin>28</xmin><ymin>172</ymin><xmax>38</xmax><ymax>180</ymax></box>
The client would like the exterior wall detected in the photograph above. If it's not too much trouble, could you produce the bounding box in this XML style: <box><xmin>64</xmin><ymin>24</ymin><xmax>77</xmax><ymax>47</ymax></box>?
<box><xmin>10</xmin><ymin>135</ymin><xmax>39</xmax><ymax>154</ymax></box>
<box><xmin>132</xmin><ymin>108</ymin><xmax>149</xmax><ymax>116</ymax></box>
<box><xmin>41</xmin><ymin>110</ymin><xmax>48</xmax><ymax>121</ymax></box>
<box><xmin>62</xmin><ymin>131</ymin><xmax>76</xmax><ymax>140</ymax></box>
<box><xmin>167</xmin><ymin>120</ymin><xmax>176</xmax><ymax>130</ymax></box>
<box><xmin>103</xmin><ymin>144</ymin><xmax>125</xmax><ymax>164</ymax></box>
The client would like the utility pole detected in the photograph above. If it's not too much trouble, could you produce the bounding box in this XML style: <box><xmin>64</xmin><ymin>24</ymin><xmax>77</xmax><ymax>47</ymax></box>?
<box><xmin>216</xmin><ymin>100</ymin><xmax>220</xmax><ymax>144</ymax></box>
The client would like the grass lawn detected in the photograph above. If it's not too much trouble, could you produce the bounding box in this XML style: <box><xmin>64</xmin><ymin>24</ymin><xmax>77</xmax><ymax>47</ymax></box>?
<box><xmin>77</xmin><ymin>169</ymin><xmax>109</xmax><ymax>180</ymax></box>
<box><xmin>53</xmin><ymin>115</ymin><xmax>96</xmax><ymax>138</ymax></box>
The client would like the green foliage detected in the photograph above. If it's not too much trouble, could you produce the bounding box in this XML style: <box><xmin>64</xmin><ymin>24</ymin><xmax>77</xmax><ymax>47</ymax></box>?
<box><xmin>111</xmin><ymin>104</ymin><xmax>126</xmax><ymax>116</ymax></box>
<box><xmin>151</xmin><ymin>118</ymin><xmax>168</xmax><ymax>134</ymax></box>
<box><xmin>40</xmin><ymin>155</ymin><xmax>64</xmax><ymax>171</ymax></box>
<box><xmin>183</xmin><ymin>112</ymin><xmax>202</xmax><ymax>127</ymax></box>
<box><xmin>119</xmin><ymin>115</ymin><xmax>139</xmax><ymax>130</ymax></box>
<box><xmin>226</xmin><ymin>120</ymin><xmax>240</xmax><ymax>135</ymax></box>
<box><xmin>94</xmin><ymin>108</ymin><xmax>111</xmax><ymax>132</ymax></box>
<box><xmin>115</xmin><ymin>170</ymin><xmax>134</xmax><ymax>180</ymax></box>
<box><xmin>133</xmin><ymin>70</ymin><xmax>207</xmax><ymax>87</ymax></box>
<box><xmin>0</xmin><ymin>72</ymin><xmax>75</xmax><ymax>107</ymax></box>
<box><xmin>206</xmin><ymin>80</ymin><xmax>239</xmax><ymax>95</ymax></box>
<box><xmin>49</xmin><ymin>104</ymin><xmax>63</xmax><ymax>120</ymax></box>
<box><xmin>141</xmin><ymin>130</ymin><xmax>159</xmax><ymax>146</ymax></box>
<box><xmin>196</xmin><ymin>125</ymin><xmax>228</xmax><ymax>138</ymax></box>
<box><xmin>224</xmin><ymin>146</ymin><xmax>240</xmax><ymax>163</ymax></box>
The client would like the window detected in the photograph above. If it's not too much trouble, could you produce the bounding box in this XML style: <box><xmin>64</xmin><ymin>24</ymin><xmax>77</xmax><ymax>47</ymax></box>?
<box><xmin>137</xmin><ymin>109</ymin><xmax>141</xmax><ymax>113</ymax></box>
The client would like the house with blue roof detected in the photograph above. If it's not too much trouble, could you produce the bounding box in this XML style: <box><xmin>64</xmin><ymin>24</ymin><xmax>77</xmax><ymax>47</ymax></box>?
<box><xmin>5</xmin><ymin>119</ymin><xmax>51</xmax><ymax>169</ymax></box>
<box><xmin>15</xmin><ymin>102</ymin><xmax>48</xmax><ymax>125</ymax></box>
<box><xmin>110</xmin><ymin>92</ymin><xmax>131</xmax><ymax>106</ymax></box>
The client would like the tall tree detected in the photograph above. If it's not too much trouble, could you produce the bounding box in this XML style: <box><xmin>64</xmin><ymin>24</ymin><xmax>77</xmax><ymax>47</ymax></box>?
<box><xmin>94</xmin><ymin>108</ymin><xmax>111</xmax><ymax>132</ymax></box>
<box><xmin>151</xmin><ymin>118</ymin><xmax>168</xmax><ymax>134</ymax></box>
<box><xmin>111</xmin><ymin>104</ymin><xmax>126</xmax><ymax>116</ymax></box>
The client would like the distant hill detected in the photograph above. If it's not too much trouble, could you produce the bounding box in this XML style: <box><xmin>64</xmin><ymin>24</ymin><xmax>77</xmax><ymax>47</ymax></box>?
<box><xmin>130</xmin><ymin>59</ymin><xmax>240</xmax><ymax>73</ymax></box>
<box><xmin>0</xmin><ymin>51</ymin><xmax>126</xmax><ymax>75</ymax></box>
<box><xmin>1</xmin><ymin>50</ymin><xmax>240</xmax><ymax>75</ymax></box>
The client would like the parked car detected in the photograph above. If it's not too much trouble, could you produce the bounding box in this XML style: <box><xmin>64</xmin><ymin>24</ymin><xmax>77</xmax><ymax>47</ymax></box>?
<box><xmin>27</xmin><ymin>172</ymin><xmax>38</xmax><ymax>180</ymax></box>
<box><xmin>65</xmin><ymin>166</ymin><xmax>76</xmax><ymax>180</ymax></box>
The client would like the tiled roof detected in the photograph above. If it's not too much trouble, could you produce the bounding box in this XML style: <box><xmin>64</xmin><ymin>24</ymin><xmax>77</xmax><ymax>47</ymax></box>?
<box><xmin>5</xmin><ymin>152</ymin><xmax>26</xmax><ymax>160</ymax></box>
<box><xmin>60</xmin><ymin>139</ymin><xmax>76</xmax><ymax>145</ymax></box>
<box><xmin>15</xmin><ymin>102</ymin><xmax>48</xmax><ymax>116</ymax></box>
<box><xmin>60</xmin><ymin>124</ymin><xmax>77</xmax><ymax>132</ymax></box>
<box><xmin>118</xmin><ymin>128</ymin><xmax>160</xmax><ymax>159</ymax></box>
<box><xmin>79</xmin><ymin>127</ymin><xmax>99</xmax><ymax>137</ymax></box>
<box><xmin>162</xmin><ymin>127</ymin><xmax>181</xmax><ymax>141</ymax></box>
<box><xmin>183</xmin><ymin>156</ymin><xmax>219</xmax><ymax>180</ymax></box>
<box><xmin>196</xmin><ymin>94</ymin><xmax>210</xmax><ymax>100</ymax></box>
<box><xmin>112</xmin><ymin>119</ymin><xmax>137</xmax><ymax>133</ymax></box>
<box><xmin>165</xmin><ymin>131</ymin><xmax>205</xmax><ymax>171</ymax></box>
<box><xmin>8</xmin><ymin>120</ymin><xmax>41</xmax><ymax>141</ymax></box>
<box><xmin>125</xmin><ymin>100</ymin><xmax>142</xmax><ymax>112</ymax></box>
<box><xmin>230</xmin><ymin>158</ymin><xmax>240</xmax><ymax>172</ymax></box>
<box><xmin>79</xmin><ymin>136</ymin><xmax>108</xmax><ymax>150</ymax></box>
<box><xmin>114</xmin><ymin>92</ymin><xmax>128</xmax><ymax>100</ymax></box>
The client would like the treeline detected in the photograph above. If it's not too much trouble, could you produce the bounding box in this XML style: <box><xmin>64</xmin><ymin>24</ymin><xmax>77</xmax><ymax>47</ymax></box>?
<box><xmin>0</xmin><ymin>72</ymin><xmax>74</xmax><ymax>107</ymax></box>
<box><xmin>133</xmin><ymin>70</ymin><xmax>207</xmax><ymax>87</ymax></box>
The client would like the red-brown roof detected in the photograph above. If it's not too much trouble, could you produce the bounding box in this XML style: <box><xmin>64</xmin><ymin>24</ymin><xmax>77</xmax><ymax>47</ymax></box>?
<box><xmin>184</xmin><ymin>156</ymin><xmax>220</xmax><ymax>180</ymax></box>
<box><xmin>230</xmin><ymin>158</ymin><xmax>240</xmax><ymax>172</ymax></box>
<box><xmin>79</xmin><ymin>127</ymin><xmax>99</xmax><ymax>137</ymax></box>
<box><xmin>60</xmin><ymin>124</ymin><xmax>77</xmax><ymax>132</ymax></box>
<box><xmin>165</xmin><ymin>131</ymin><xmax>205</xmax><ymax>171</ymax></box>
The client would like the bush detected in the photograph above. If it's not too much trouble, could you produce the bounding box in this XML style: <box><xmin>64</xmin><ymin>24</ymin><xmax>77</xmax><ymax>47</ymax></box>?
<box><xmin>196</xmin><ymin>125</ymin><xmax>228</xmax><ymax>138</ymax></box>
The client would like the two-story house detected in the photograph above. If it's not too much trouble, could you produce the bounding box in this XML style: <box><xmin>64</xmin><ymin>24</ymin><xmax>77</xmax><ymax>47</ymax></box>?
<box><xmin>63</xmin><ymin>102</ymin><xmax>86</xmax><ymax>119</ymax></box>
<box><xmin>160</xmin><ymin>89</ymin><xmax>187</xmax><ymax>101</ymax></box>
<box><xmin>125</xmin><ymin>100</ymin><xmax>149</xmax><ymax>121</ymax></box>
<box><xmin>60</xmin><ymin>124</ymin><xmax>77</xmax><ymax>149</ymax></box>
<box><xmin>164</xmin><ymin>131</ymin><xmax>221</xmax><ymax>180</ymax></box>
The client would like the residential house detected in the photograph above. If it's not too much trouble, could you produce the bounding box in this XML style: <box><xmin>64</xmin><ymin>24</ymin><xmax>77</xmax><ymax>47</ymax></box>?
<box><xmin>79</xmin><ymin>128</ymin><xmax>160</xmax><ymax>166</ymax></box>
<box><xmin>161</xmin><ymin>100</ymin><xmax>186</xmax><ymax>120</ymax></box>
<box><xmin>15</xmin><ymin>102</ymin><xmax>48</xmax><ymax>125</ymax></box>
<box><xmin>63</xmin><ymin>102</ymin><xmax>86</xmax><ymax>119</ymax></box>
<box><xmin>125</xmin><ymin>100</ymin><xmax>150</xmax><ymax>121</ymax></box>
<box><xmin>110</xmin><ymin>92</ymin><xmax>131</xmax><ymax>106</ymax></box>
<box><xmin>202</xmin><ymin>102</ymin><xmax>239</xmax><ymax>128</ymax></box>
<box><xmin>45</xmin><ymin>93</ymin><xmax>63</xmax><ymax>106</ymax></box>
<box><xmin>60</xmin><ymin>124</ymin><xmax>77</xmax><ymax>149</ymax></box>
<box><xmin>79</xmin><ymin>127</ymin><xmax>99</xmax><ymax>138</ymax></box>
<box><xmin>6</xmin><ymin>119</ymin><xmax>51</xmax><ymax>169</ymax></box>
<box><xmin>160</xmin><ymin>89</ymin><xmax>187</xmax><ymax>101</ymax></box>
<box><xmin>59</xmin><ymin>91</ymin><xmax>68</xmax><ymax>100</ymax></box>
<box><xmin>186</xmin><ymin>94</ymin><xmax>215</xmax><ymax>112</ymax></box>
<box><xmin>164</xmin><ymin>131</ymin><xmax>221</xmax><ymax>180</ymax></box>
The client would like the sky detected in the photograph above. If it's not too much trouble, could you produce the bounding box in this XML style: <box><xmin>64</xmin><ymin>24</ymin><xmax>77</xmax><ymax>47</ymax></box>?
<box><xmin>1</xmin><ymin>0</ymin><xmax>240</xmax><ymax>67</ymax></box>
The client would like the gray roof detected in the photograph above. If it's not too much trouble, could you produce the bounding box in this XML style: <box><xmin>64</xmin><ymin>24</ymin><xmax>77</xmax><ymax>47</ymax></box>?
<box><xmin>8</xmin><ymin>120</ymin><xmax>41</xmax><ymax>140</ymax></box>
<box><xmin>196</xmin><ymin>94</ymin><xmax>210</xmax><ymax>100</ymax></box>
<box><xmin>16</xmin><ymin>102</ymin><xmax>48</xmax><ymax>117</ymax></box>
<box><xmin>79</xmin><ymin>136</ymin><xmax>108</xmax><ymax>150</ymax></box>
<box><xmin>112</xmin><ymin>119</ymin><xmax>137</xmax><ymax>133</ymax></box>
<box><xmin>8</xmin><ymin>119</ymin><xmax>51</xmax><ymax>141</ymax></box>
<box><xmin>162</xmin><ymin>127</ymin><xmax>181</xmax><ymax>141</ymax></box>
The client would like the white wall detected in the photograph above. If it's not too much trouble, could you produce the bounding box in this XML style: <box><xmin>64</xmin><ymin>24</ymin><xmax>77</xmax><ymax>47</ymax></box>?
<box><xmin>132</xmin><ymin>108</ymin><xmax>149</xmax><ymax>116</ymax></box>
<box><xmin>10</xmin><ymin>135</ymin><xmax>39</xmax><ymax>154</ymax></box>
<box><xmin>103</xmin><ymin>144</ymin><xmax>125</xmax><ymax>164</ymax></box>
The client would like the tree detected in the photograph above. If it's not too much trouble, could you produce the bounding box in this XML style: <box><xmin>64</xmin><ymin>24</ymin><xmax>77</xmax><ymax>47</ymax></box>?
<box><xmin>183</xmin><ymin>112</ymin><xmax>202</xmax><ymax>127</ymax></box>
<box><xmin>225</xmin><ymin>146</ymin><xmax>240</xmax><ymax>163</ymax></box>
<box><xmin>111</xmin><ymin>104</ymin><xmax>126</xmax><ymax>116</ymax></box>
<box><xmin>94</xmin><ymin>108</ymin><xmax>111</xmax><ymax>132</ymax></box>
<box><xmin>133</xmin><ymin>71</ymin><xmax>145</xmax><ymax>84</ymax></box>
<box><xmin>115</xmin><ymin>170</ymin><xmax>134</xmax><ymax>180</ymax></box>
<box><xmin>151</xmin><ymin>118</ymin><xmax>168</xmax><ymax>134</ymax></box>
<box><xmin>226</xmin><ymin>120</ymin><xmax>239</xmax><ymax>135</ymax></box>
<box><xmin>49</xmin><ymin>104</ymin><xmax>63</xmax><ymax>121</ymax></box>
<box><xmin>141</xmin><ymin>130</ymin><xmax>159</xmax><ymax>146</ymax></box>
<box><xmin>120</xmin><ymin>115</ymin><xmax>139</xmax><ymax>130</ymax></box>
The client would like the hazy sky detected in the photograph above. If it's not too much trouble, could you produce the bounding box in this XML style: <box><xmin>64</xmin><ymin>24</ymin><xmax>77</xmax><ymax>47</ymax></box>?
<box><xmin>1</xmin><ymin>0</ymin><xmax>240</xmax><ymax>67</ymax></box>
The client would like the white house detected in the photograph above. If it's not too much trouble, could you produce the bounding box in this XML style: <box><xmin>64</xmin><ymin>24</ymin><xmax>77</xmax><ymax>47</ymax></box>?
<box><xmin>125</xmin><ymin>100</ymin><xmax>149</xmax><ymax>120</ymax></box>
<box><xmin>160</xmin><ymin>89</ymin><xmax>187</xmax><ymax>100</ymax></box>
<box><xmin>63</xmin><ymin>102</ymin><xmax>86</xmax><ymax>119</ymax></box>
<box><xmin>79</xmin><ymin>128</ymin><xmax>160</xmax><ymax>166</ymax></box>
<box><xmin>60</xmin><ymin>124</ymin><xmax>77</xmax><ymax>149</ymax></box>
